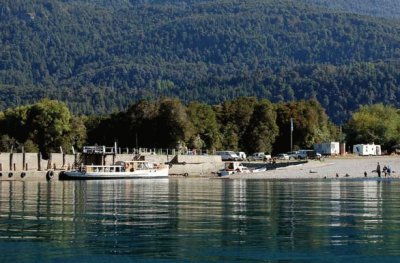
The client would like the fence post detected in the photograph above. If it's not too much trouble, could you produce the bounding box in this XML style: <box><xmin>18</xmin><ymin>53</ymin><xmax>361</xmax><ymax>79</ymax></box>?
<box><xmin>47</xmin><ymin>153</ymin><xmax>52</xmax><ymax>170</ymax></box>
<box><xmin>38</xmin><ymin>152</ymin><xmax>42</xmax><ymax>171</ymax></box>
<box><xmin>22</xmin><ymin>147</ymin><xmax>26</xmax><ymax>171</ymax></box>
<box><xmin>9</xmin><ymin>153</ymin><xmax>13</xmax><ymax>171</ymax></box>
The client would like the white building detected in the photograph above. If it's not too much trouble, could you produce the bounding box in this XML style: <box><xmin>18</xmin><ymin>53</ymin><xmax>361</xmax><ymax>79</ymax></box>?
<box><xmin>353</xmin><ymin>144</ymin><xmax>381</xmax><ymax>156</ymax></box>
<box><xmin>314</xmin><ymin>142</ymin><xmax>340</xmax><ymax>155</ymax></box>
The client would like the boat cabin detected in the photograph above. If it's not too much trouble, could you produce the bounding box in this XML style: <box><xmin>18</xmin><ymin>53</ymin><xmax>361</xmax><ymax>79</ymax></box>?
<box><xmin>115</xmin><ymin>161</ymin><xmax>159</xmax><ymax>172</ymax></box>
<box><xmin>85</xmin><ymin>165</ymin><xmax>124</xmax><ymax>173</ymax></box>
<box><xmin>84</xmin><ymin>161</ymin><xmax>161</xmax><ymax>173</ymax></box>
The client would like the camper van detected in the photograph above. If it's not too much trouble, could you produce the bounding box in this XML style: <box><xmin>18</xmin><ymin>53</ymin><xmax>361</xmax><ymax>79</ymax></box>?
<box><xmin>353</xmin><ymin>144</ymin><xmax>381</xmax><ymax>156</ymax></box>
<box><xmin>314</xmin><ymin>142</ymin><xmax>340</xmax><ymax>155</ymax></box>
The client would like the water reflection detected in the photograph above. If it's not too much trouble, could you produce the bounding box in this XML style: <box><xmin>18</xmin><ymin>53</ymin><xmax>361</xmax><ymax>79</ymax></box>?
<box><xmin>1</xmin><ymin>179</ymin><xmax>400</xmax><ymax>262</ymax></box>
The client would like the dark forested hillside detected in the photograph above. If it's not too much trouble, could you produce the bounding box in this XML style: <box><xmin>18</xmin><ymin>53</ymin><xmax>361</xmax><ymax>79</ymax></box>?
<box><xmin>2</xmin><ymin>0</ymin><xmax>400</xmax><ymax>123</ymax></box>
<box><xmin>302</xmin><ymin>0</ymin><xmax>400</xmax><ymax>19</ymax></box>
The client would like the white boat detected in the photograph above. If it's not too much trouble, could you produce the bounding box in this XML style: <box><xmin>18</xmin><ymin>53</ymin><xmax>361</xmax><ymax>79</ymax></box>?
<box><xmin>59</xmin><ymin>160</ymin><xmax>169</xmax><ymax>180</ymax></box>
<box><xmin>217</xmin><ymin>162</ymin><xmax>266</xmax><ymax>176</ymax></box>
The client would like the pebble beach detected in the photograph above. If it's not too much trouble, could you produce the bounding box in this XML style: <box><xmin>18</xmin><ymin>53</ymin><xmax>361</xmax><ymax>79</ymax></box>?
<box><xmin>227</xmin><ymin>155</ymin><xmax>400</xmax><ymax>179</ymax></box>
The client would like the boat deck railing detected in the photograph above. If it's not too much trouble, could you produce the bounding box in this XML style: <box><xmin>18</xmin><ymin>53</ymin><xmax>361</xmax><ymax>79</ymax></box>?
<box><xmin>83</xmin><ymin>146</ymin><xmax>115</xmax><ymax>154</ymax></box>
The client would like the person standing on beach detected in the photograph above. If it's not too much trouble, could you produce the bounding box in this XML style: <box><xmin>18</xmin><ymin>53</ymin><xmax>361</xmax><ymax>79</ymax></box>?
<box><xmin>377</xmin><ymin>162</ymin><xmax>381</xmax><ymax>177</ymax></box>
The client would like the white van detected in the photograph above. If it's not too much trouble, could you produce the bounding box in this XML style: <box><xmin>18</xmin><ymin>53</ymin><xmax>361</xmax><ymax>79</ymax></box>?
<box><xmin>215</xmin><ymin>151</ymin><xmax>240</xmax><ymax>161</ymax></box>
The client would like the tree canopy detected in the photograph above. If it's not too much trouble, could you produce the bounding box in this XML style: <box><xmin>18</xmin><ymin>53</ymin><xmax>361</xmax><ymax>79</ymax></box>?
<box><xmin>3</xmin><ymin>98</ymin><xmax>400</xmax><ymax>155</ymax></box>
<box><xmin>344</xmin><ymin>104</ymin><xmax>400</xmax><ymax>149</ymax></box>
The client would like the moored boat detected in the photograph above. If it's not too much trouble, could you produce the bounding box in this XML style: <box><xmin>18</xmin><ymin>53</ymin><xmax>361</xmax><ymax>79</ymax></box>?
<box><xmin>59</xmin><ymin>160</ymin><xmax>169</xmax><ymax>180</ymax></box>
<box><xmin>217</xmin><ymin>162</ymin><xmax>266</xmax><ymax>177</ymax></box>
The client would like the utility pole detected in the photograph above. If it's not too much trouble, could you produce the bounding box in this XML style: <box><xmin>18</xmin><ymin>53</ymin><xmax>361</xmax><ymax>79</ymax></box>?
<box><xmin>135</xmin><ymin>132</ymin><xmax>138</xmax><ymax>150</ymax></box>
<box><xmin>290</xmin><ymin>118</ymin><xmax>293</xmax><ymax>152</ymax></box>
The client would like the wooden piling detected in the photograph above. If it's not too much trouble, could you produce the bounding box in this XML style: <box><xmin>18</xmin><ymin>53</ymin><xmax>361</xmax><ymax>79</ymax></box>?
<box><xmin>38</xmin><ymin>152</ymin><xmax>42</xmax><ymax>171</ymax></box>
<box><xmin>22</xmin><ymin>147</ymin><xmax>26</xmax><ymax>171</ymax></box>
<box><xmin>9</xmin><ymin>153</ymin><xmax>13</xmax><ymax>170</ymax></box>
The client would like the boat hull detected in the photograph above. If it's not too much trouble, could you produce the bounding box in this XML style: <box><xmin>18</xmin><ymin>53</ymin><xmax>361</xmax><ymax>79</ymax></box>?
<box><xmin>59</xmin><ymin>168</ymin><xmax>169</xmax><ymax>180</ymax></box>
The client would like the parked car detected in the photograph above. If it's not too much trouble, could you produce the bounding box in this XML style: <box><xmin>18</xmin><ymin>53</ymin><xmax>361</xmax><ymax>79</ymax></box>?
<box><xmin>276</xmin><ymin>153</ymin><xmax>290</xmax><ymax>160</ymax></box>
<box><xmin>215</xmin><ymin>151</ymin><xmax>240</xmax><ymax>161</ymax></box>
<box><xmin>287</xmin><ymin>151</ymin><xmax>299</xmax><ymax>160</ymax></box>
<box><xmin>298</xmin><ymin>150</ymin><xmax>322</xmax><ymax>159</ymax></box>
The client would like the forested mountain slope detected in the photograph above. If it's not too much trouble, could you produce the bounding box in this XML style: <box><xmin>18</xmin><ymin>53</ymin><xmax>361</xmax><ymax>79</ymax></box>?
<box><xmin>302</xmin><ymin>0</ymin><xmax>400</xmax><ymax>19</ymax></box>
<box><xmin>2</xmin><ymin>0</ymin><xmax>400</xmax><ymax>122</ymax></box>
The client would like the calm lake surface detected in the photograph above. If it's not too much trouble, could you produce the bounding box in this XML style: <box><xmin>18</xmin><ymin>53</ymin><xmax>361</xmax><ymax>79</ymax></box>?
<box><xmin>1</xmin><ymin>178</ymin><xmax>400</xmax><ymax>262</ymax></box>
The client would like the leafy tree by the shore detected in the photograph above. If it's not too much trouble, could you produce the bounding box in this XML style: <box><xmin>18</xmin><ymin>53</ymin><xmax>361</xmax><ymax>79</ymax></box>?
<box><xmin>0</xmin><ymin>99</ymin><xmax>85</xmax><ymax>156</ymax></box>
<box><xmin>215</xmin><ymin>97</ymin><xmax>258</xmax><ymax>151</ymax></box>
<box><xmin>187</xmin><ymin>102</ymin><xmax>221</xmax><ymax>151</ymax></box>
<box><xmin>0</xmin><ymin>97</ymin><xmax>341</xmax><ymax>154</ymax></box>
<box><xmin>242</xmin><ymin>100</ymin><xmax>279</xmax><ymax>154</ymax></box>
<box><xmin>26</xmin><ymin>99</ymin><xmax>72</xmax><ymax>157</ymax></box>
<box><xmin>344</xmin><ymin>104</ymin><xmax>400</xmax><ymax>150</ymax></box>
<box><xmin>273</xmin><ymin>100</ymin><xmax>337</xmax><ymax>153</ymax></box>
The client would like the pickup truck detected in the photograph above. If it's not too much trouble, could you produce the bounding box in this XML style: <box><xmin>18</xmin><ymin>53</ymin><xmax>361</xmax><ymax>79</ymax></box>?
<box><xmin>298</xmin><ymin>150</ymin><xmax>322</xmax><ymax>159</ymax></box>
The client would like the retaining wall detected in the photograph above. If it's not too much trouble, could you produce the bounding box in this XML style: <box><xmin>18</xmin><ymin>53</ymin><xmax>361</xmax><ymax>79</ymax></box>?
<box><xmin>0</xmin><ymin>153</ymin><xmax>8</xmax><ymax>171</ymax></box>
<box><xmin>0</xmin><ymin>171</ymin><xmax>49</xmax><ymax>181</ymax></box>
<box><xmin>0</xmin><ymin>151</ymin><xmax>225</xmax><ymax>180</ymax></box>
<box><xmin>0</xmin><ymin>152</ymin><xmax>75</xmax><ymax>172</ymax></box>
<box><xmin>169</xmin><ymin>155</ymin><xmax>224</xmax><ymax>176</ymax></box>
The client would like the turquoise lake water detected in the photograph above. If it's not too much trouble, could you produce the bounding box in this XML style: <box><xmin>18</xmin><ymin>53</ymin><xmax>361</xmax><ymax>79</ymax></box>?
<box><xmin>1</xmin><ymin>178</ymin><xmax>400</xmax><ymax>262</ymax></box>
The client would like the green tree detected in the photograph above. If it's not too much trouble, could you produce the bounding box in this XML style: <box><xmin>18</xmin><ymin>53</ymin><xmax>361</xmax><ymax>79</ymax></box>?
<box><xmin>155</xmin><ymin>98</ymin><xmax>193</xmax><ymax>148</ymax></box>
<box><xmin>274</xmin><ymin>99</ymin><xmax>335</xmax><ymax>153</ymax></box>
<box><xmin>0</xmin><ymin>106</ymin><xmax>30</xmax><ymax>144</ymax></box>
<box><xmin>66</xmin><ymin>115</ymin><xmax>88</xmax><ymax>152</ymax></box>
<box><xmin>187</xmin><ymin>101</ymin><xmax>221</xmax><ymax>150</ymax></box>
<box><xmin>125</xmin><ymin>100</ymin><xmax>159</xmax><ymax>148</ymax></box>
<box><xmin>345</xmin><ymin>104</ymin><xmax>400</xmax><ymax>149</ymax></box>
<box><xmin>215</xmin><ymin>97</ymin><xmax>258</xmax><ymax>150</ymax></box>
<box><xmin>26</xmin><ymin>99</ymin><xmax>72</xmax><ymax>157</ymax></box>
<box><xmin>243</xmin><ymin>100</ymin><xmax>279</xmax><ymax>154</ymax></box>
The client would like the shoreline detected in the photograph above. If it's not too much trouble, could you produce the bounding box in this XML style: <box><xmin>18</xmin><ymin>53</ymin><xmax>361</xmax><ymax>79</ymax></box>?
<box><xmin>220</xmin><ymin>155</ymin><xmax>400</xmax><ymax>179</ymax></box>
